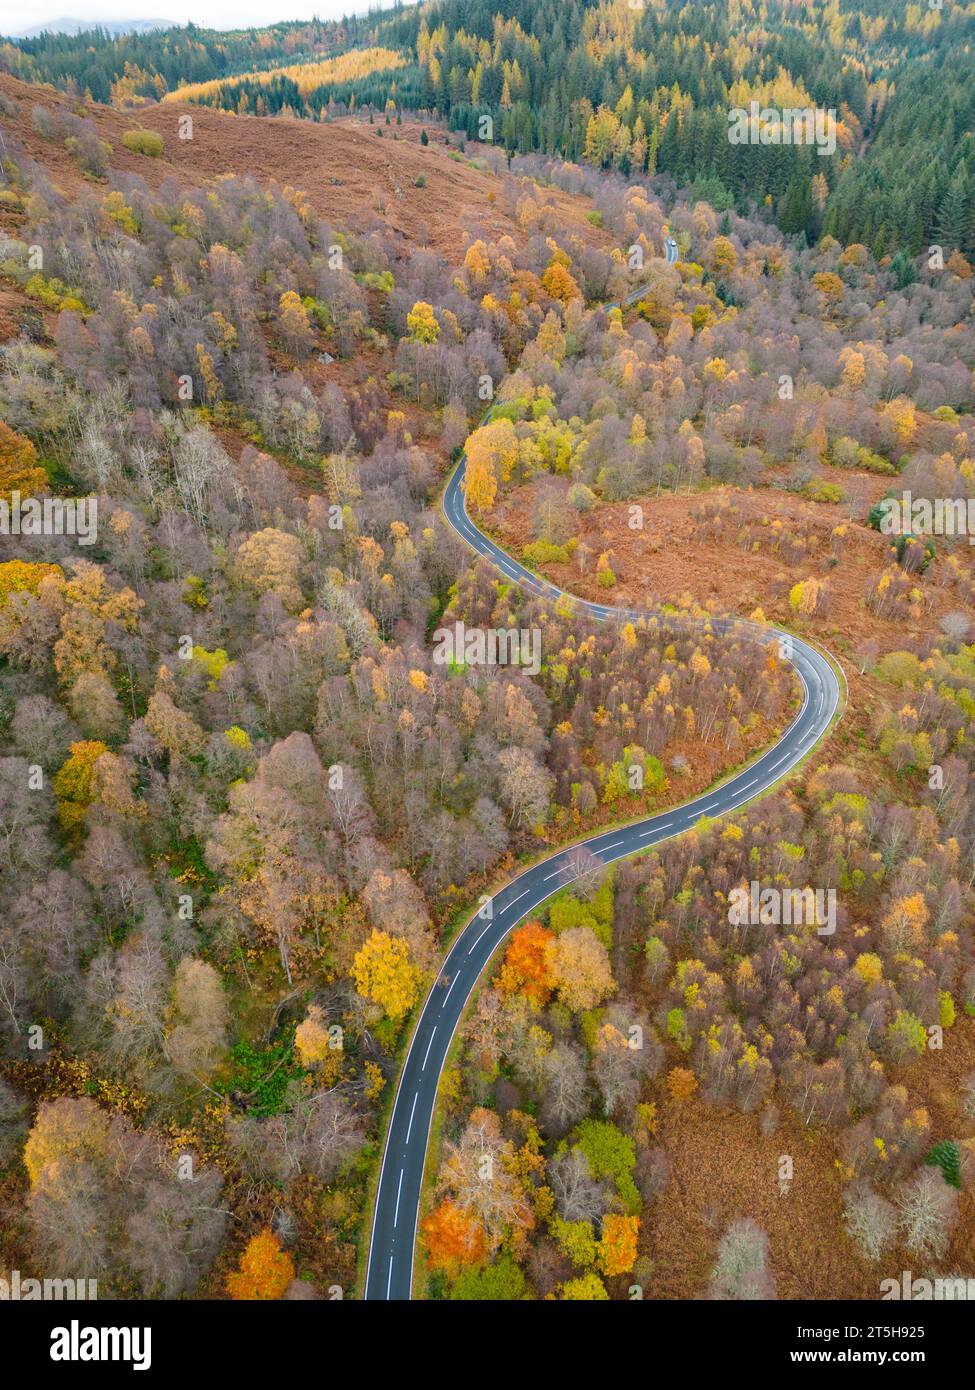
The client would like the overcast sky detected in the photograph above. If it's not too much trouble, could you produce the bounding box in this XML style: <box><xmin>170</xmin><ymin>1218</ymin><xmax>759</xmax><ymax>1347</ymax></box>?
<box><xmin>4</xmin><ymin>2</ymin><xmax>382</xmax><ymax>35</ymax></box>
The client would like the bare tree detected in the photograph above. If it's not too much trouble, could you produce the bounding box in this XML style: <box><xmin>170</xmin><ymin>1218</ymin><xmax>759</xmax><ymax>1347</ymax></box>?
<box><xmin>539</xmin><ymin>1040</ymin><xmax>590</xmax><ymax>1135</ymax></box>
<box><xmin>896</xmin><ymin>1168</ymin><xmax>958</xmax><ymax>1261</ymax></box>
<box><xmin>548</xmin><ymin>1148</ymin><xmax>606</xmax><ymax>1222</ymax></box>
<box><xmin>843</xmin><ymin>1182</ymin><xmax>897</xmax><ymax>1262</ymax></box>
<box><xmin>561</xmin><ymin>844</ymin><xmax>606</xmax><ymax>900</ymax></box>
<box><xmin>706</xmin><ymin>1219</ymin><xmax>777</xmax><ymax>1300</ymax></box>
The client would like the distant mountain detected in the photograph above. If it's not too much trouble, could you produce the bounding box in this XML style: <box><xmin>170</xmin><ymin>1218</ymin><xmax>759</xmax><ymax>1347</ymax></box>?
<box><xmin>12</xmin><ymin>17</ymin><xmax>175</xmax><ymax>39</ymax></box>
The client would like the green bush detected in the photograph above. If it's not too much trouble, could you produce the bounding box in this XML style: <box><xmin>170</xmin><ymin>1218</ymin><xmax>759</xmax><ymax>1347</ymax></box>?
<box><xmin>523</xmin><ymin>538</ymin><xmax>571</xmax><ymax>568</ymax></box>
<box><xmin>804</xmin><ymin>478</ymin><xmax>844</xmax><ymax>504</ymax></box>
<box><xmin>829</xmin><ymin>436</ymin><xmax>897</xmax><ymax>475</ymax></box>
<box><xmin>122</xmin><ymin>128</ymin><xmax>164</xmax><ymax>157</ymax></box>
<box><xmin>568</xmin><ymin>483</ymin><xmax>597</xmax><ymax>511</ymax></box>
<box><xmin>358</xmin><ymin>269</ymin><xmax>394</xmax><ymax>293</ymax></box>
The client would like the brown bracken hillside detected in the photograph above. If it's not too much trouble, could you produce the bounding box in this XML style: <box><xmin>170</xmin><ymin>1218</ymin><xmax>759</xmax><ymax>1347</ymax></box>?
<box><xmin>0</xmin><ymin>72</ymin><xmax>607</xmax><ymax>260</ymax></box>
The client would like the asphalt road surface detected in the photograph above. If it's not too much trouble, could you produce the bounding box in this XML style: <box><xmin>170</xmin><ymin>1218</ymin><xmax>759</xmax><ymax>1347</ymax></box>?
<box><xmin>364</xmin><ymin>281</ymin><xmax>843</xmax><ymax>1303</ymax></box>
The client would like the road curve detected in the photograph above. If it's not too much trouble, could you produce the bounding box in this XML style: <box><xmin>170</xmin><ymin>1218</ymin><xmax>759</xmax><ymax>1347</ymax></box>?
<box><xmin>364</xmin><ymin>287</ymin><xmax>843</xmax><ymax>1302</ymax></box>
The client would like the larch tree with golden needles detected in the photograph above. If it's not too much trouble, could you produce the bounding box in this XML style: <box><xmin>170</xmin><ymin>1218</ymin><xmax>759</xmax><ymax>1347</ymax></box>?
<box><xmin>541</xmin><ymin>260</ymin><xmax>581</xmax><ymax>305</ymax></box>
<box><xmin>667</xmin><ymin>1067</ymin><xmax>698</xmax><ymax>1101</ymax></box>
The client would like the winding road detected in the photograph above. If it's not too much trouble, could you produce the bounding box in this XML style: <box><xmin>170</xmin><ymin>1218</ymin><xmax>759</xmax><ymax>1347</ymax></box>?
<box><xmin>364</xmin><ymin>279</ymin><xmax>843</xmax><ymax>1301</ymax></box>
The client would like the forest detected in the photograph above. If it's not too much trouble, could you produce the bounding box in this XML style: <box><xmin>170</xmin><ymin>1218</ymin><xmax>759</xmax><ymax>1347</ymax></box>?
<box><xmin>0</xmin><ymin>0</ymin><xmax>973</xmax><ymax>1308</ymax></box>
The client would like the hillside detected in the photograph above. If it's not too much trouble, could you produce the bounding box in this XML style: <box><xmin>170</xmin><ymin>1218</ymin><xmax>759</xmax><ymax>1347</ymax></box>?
<box><xmin>0</xmin><ymin>71</ymin><xmax>608</xmax><ymax>258</ymax></box>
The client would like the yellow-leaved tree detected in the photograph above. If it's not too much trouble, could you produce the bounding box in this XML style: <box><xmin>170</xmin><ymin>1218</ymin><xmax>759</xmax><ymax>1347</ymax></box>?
<box><xmin>541</xmin><ymin>260</ymin><xmax>581</xmax><ymax>305</ymax></box>
<box><xmin>277</xmin><ymin>290</ymin><xmax>314</xmax><ymax>356</ymax></box>
<box><xmin>352</xmin><ymin>929</ymin><xmax>422</xmax><ymax>1020</ymax></box>
<box><xmin>52</xmin><ymin>740</ymin><xmax>110</xmax><ymax>830</ymax></box>
<box><xmin>407</xmin><ymin>300</ymin><xmax>440</xmax><ymax>344</ymax></box>
<box><xmin>463</xmin><ymin>417</ymin><xmax>518</xmax><ymax>514</ymax></box>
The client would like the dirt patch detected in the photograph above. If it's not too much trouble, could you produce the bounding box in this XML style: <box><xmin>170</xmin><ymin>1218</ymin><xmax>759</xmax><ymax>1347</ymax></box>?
<box><xmin>490</xmin><ymin>473</ymin><xmax>975</xmax><ymax>667</ymax></box>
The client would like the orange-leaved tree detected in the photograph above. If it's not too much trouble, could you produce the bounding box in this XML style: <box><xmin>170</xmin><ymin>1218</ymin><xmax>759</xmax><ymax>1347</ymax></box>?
<box><xmin>494</xmin><ymin>920</ymin><xmax>554</xmax><ymax>1007</ymax></box>
<box><xmin>226</xmin><ymin>1229</ymin><xmax>295</xmax><ymax>1300</ymax></box>
<box><xmin>421</xmin><ymin>1199</ymin><xmax>487</xmax><ymax>1274</ymax></box>
<box><xmin>598</xmin><ymin>1212</ymin><xmax>640</xmax><ymax>1277</ymax></box>
<box><xmin>0</xmin><ymin>420</ymin><xmax>48</xmax><ymax>503</ymax></box>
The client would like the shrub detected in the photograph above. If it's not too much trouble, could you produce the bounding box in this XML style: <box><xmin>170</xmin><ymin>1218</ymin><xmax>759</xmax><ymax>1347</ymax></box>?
<box><xmin>63</xmin><ymin>121</ymin><xmax>112</xmax><ymax>177</ymax></box>
<box><xmin>414</xmin><ymin>173</ymin><xmax>426</xmax><ymax>188</ymax></box>
<box><xmin>31</xmin><ymin>104</ymin><xmax>58</xmax><ymax>139</ymax></box>
<box><xmin>961</xmin><ymin>1074</ymin><xmax>975</xmax><ymax>1120</ymax></box>
<box><xmin>523</xmin><ymin>539</ymin><xmax>571</xmax><ymax>568</ymax></box>
<box><xmin>567</xmin><ymin>483</ymin><xmax>597</xmax><ymax>511</ymax></box>
<box><xmin>122</xmin><ymin>128</ymin><xmax>164</xmax><ymax>157</ymax></box>
<box><xmin>358</xmin><ymin>269</ymin><xmax>394</xmax><ymax>293</ymax></box>
<box><xmin>830</xmin><ymin>436</ymin><xmax>896</xmax><ymax>475</ymax></box>
<box><xmin>896</xmin><ymin>533</ymin><xmax>934</xmax><ymax>572</ymax></box>
<box><xmin>804</xmin><ymin>478</ymin><xmax>844</xmax><ymax>504</ymax></box>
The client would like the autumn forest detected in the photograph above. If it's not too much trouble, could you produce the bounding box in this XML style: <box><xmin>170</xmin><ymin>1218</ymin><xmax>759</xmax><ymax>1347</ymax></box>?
<box><xmin>0</xmin><ymin>0</ymin><xmax>973</xmax><ymax>1327</ymax></box>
